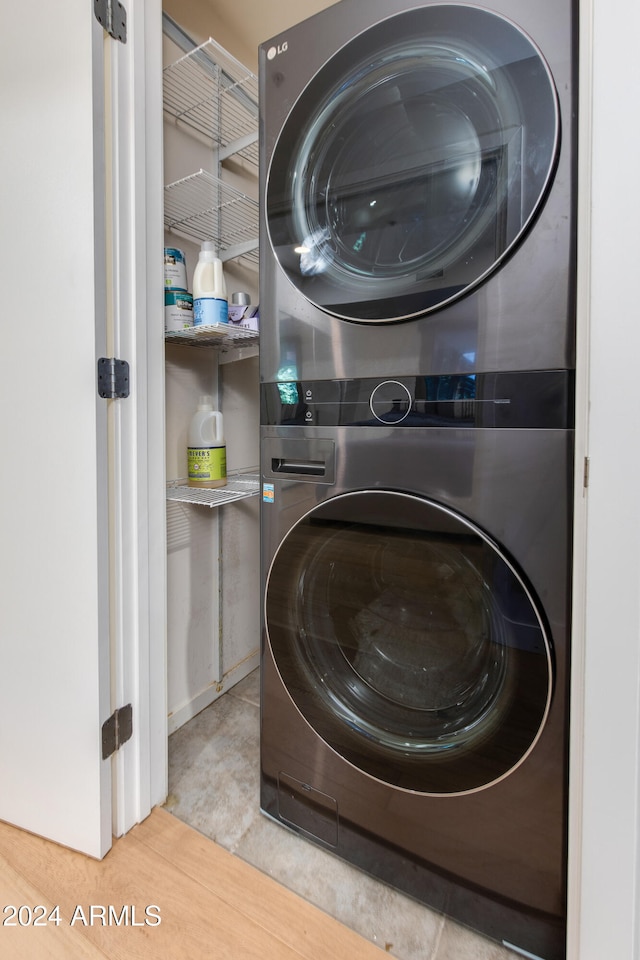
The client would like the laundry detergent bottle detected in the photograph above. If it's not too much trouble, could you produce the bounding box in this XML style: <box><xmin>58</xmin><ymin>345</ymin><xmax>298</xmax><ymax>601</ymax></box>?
<box><xmin>187</xmin><ymin>396</ymin><xmax>227</xmax><ymax>488</ymax></box>
<box><xmin>192</xmin><ymin>241</ymin><xmax>228</xmax><ymax>327</ymax></box>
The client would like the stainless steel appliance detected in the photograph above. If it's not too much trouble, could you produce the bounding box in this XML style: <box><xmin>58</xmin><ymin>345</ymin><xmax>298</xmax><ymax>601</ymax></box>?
<box><xmin>259</xmin><ymin>2</ymin><xmax>576</xmax><ymax>957</ymax></box>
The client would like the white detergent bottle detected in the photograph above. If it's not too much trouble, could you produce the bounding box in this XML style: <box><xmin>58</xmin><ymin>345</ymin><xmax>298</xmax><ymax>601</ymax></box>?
<box><xmin>187</xmin><ymin>396</ymin><xmax>227</xmax><ymax>488</ymax></box>
<box><xmin>192</xmin><ymin>241</ymin><xmax>228</xmax><ymax>327</ymax></box>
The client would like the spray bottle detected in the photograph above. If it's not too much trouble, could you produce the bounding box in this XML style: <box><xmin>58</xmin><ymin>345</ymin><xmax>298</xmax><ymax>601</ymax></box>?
<box><xmin>187</xmin><ymin>396</ymin><xmax>227</xmax><ymax>488</ymax></box>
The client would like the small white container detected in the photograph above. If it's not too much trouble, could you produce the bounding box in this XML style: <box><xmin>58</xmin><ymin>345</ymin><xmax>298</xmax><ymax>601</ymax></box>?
<box><xmin>228</xmin><ymin>291</ymin><xmax>259</xmax><ymax>331</ymax></box>
<box><xmin>228</xmin><ymin>291</ymin><xmax>251</xmax><ymax>323</ymax></box>
<box><xmin>192</xmin><ymin>242</ymin><xmax>228</xmax><ymax>326</ymax></box>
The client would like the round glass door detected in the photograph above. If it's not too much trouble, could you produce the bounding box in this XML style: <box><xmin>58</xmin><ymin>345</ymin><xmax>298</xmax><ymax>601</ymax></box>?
<box><xmin>265</xmin><ymin>491</ymin><xmax>553</xmax><ymax>795</ymax></box>
<box><xmin>266</xmin><ymin>5</ymin><xmax>559</xmax><ymax>322</ymax></box>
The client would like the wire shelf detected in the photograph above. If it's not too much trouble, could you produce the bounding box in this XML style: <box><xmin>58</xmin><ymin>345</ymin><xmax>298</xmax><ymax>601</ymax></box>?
<box><xmin>166</xmin><ymin>471</ymin><xmax>260</xmax><ymax>508</ymax></box>
<box><xmin>164</xmin><ymin>169</ymin><xmax>258</xmax><ymax>265</ymax></box>
<box><xmin>163</xmin><ymin>38</ymin><xmax>259</xmax><ymax>166</ymax></box>
<box><xmin>165</xmin><ymin>323</ymin><xmax>258</xmax><ymax>349</ymax></box>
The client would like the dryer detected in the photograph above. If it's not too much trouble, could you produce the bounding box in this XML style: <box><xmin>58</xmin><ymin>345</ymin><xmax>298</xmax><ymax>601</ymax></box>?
<box><xmin>259</xmin><ymin>2</ymin><xmax>576</xmax><ymax>958</ymax></box>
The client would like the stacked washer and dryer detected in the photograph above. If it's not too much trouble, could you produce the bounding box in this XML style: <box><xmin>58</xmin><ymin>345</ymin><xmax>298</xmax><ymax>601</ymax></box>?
<box><xmin>258</xmin><ymin>2</ymin><xmax>576</xmax><ymax>958</ymax></box>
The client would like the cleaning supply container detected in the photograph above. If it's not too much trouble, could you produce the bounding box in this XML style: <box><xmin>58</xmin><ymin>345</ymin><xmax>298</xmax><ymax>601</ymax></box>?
<box><xmin>164</xmin><ymin>247</ymin><xmax>188</xmax><ymax>290</ymax></box>
<box><xmin>164</xmin><ymin>289</ymin><xmax>193</xmax><ymax>332</ymax></box>
<box><xmin>192</xmin><ymin>242</ymin><xmax>228</xmax><ymax>327</ymax></box>
<box><xmin>187</xmin><ymin>396</ymin><xmax>227</xmax><ymax>488</ymax></box>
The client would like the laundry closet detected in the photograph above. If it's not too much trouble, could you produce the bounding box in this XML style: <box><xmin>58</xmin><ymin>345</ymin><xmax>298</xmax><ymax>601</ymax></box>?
<box><xmin>162</xmin><ymin>12</ymin><xmax>260</xmax><ymax>734</ymax></box>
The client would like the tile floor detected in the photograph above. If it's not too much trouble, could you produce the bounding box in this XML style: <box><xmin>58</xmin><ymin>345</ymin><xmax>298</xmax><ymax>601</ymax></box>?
<box><xmin>165</xmin><ymin>669</ymin><xmax>520</xmax><ymax>960</ymax></box>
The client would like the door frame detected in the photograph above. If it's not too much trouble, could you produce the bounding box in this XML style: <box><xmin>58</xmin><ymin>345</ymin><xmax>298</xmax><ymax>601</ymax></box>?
<box><xmin>567</xmin><ymin>0</ymin><xmax>640</xmax><ymax>957</ymax></box>
<box><xmin>111</xmin><ymin>0</ymin><xmax>167</xmax><ymax>836</ymax></box>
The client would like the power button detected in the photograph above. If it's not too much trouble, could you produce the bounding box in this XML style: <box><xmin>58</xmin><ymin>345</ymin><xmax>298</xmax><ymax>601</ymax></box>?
<box><xmin>370</xmin><ymin>380</ymin><xmax>412</xmax><ymax>424</ymax></box>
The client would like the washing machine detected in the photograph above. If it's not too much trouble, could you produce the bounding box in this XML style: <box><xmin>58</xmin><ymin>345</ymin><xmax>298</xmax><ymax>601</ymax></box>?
<box><xmin>259</xmin><ymin>0</ymin><xmax>576</xmax><ymax>383</ymax></box>
<box><xmin>259</xmin><ymin>2</ymin><xmax>576</xmax><ymax>958</ymax></box>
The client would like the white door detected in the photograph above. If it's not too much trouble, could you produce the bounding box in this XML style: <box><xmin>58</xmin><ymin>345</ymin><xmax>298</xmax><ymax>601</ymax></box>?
<box><xmin>0</xmin><ymin>0</ymin><xmax>166</xmax><ymax>858</ymax></box>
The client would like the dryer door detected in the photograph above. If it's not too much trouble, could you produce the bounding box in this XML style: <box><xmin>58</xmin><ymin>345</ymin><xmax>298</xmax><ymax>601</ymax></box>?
<box><xmin>266</xmin><ymin>5</ymin><xmax>559</xmax><ymax>323</ymax></box>
<box><xmin>265</xmin><ymin>490</ymin><xmax>553</xmax><ymax>795</ymax></box>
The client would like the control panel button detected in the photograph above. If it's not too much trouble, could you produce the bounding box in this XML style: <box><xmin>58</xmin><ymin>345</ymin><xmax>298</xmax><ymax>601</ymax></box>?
<box><xmin>370</xmin><ymin>380</ymin><xmax>412</xmax><ymax>424</ymax></box>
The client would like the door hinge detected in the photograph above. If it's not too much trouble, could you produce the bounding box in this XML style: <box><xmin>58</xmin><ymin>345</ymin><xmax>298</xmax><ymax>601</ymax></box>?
<box><xmin>94</xmin><ymin>0</ymin><xmax>127</xmax><ymax>43</ymax></box>
<box><xmin>97</xmin><ymin>358</ymin><xmax>130</xmax><ymax>398</ymax></box>
<box><xmin>583</xmin><ymin>456</ymin><xmax>590</xmax><ymax>489</ymax></box>
<box><xmin>102</xmin><ymin>704</ymin><xmax>133</xmax><ymax>759</ymax></box>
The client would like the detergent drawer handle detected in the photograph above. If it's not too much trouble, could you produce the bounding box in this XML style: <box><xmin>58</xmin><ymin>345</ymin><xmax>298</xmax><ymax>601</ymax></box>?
<box><xmin>262</xmin><ymin>436</ymin><xmax>336</xmax><ymax>483</ymax></box>
<box><xmin>271</xmin><ymin>458</ymin><xmax>326</xmax><ymax>476</ymax></box>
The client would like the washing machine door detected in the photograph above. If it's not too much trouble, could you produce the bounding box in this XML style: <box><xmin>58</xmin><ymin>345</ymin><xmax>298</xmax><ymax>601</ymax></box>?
<box><xmin>265</xmin><ymin>491</ymin><xmax>553</xmax><ymax>795</ymax></box>
<box><xmin>266</xmin><ymin>5</ymin><xmax>559</xmax><ymax>323</ymax></box>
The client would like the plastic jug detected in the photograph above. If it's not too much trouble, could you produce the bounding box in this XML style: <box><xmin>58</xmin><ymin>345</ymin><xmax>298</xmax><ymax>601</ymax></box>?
<box><xmin>192</xmin><ymin>241</ymin><xmax>228</xmax><ymax>327</ymax></box>
<box><xmin>187</xmin><ymin>396</ymin><xmax>227</xmax><ymax>488</ymax></box>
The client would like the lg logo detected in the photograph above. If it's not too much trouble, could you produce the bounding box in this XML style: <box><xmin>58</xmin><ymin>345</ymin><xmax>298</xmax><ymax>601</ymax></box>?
<box><xmin>267</xmin><ymin>41</ymin><xmax>288</xmax><ymax>60</ymax></box>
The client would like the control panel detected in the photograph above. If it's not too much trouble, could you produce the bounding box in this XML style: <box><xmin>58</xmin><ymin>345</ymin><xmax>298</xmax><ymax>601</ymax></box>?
<box><xmin>261</xmin><ymin>371</ymin><xmax>574</xmax><ymax>430</ymax></box>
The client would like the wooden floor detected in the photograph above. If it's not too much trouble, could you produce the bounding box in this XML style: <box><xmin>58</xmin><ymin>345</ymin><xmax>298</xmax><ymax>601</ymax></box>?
<box><xmin>0</xmin><ymin>807</ymin><xmax>385</xmax><ymax>959</ymax></box>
